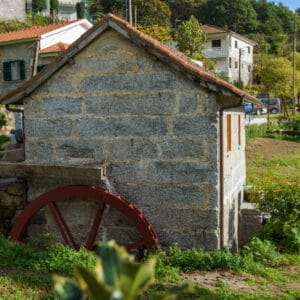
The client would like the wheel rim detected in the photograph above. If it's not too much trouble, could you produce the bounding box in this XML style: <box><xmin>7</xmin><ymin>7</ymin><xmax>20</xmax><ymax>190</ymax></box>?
<box><xmin>9</xmin><ymin>185</ymin><xmax>158</xmax><ymax>251</ymax></box>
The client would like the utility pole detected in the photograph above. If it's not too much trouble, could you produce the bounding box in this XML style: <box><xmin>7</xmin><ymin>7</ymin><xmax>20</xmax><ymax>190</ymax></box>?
<box><xmin>238</xmin><ymin>48</ymin><xmax>242</xmax><ymax>89</ymax></box>
<box><xmin>292</xmin><ymin>12</ymin><xmax>297</xmax><ymax>115</ymax></box>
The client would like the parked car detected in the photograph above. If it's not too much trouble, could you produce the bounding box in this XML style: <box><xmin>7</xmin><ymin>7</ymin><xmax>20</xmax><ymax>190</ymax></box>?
<box><xmin>257</xmin><ymin>97</ymin><xmax>281</xmax><ymax>114</ymax></box>
<box><xmin>244</xmin><ymin>101</ymin><xmax>267</xmax><ymax>115</ymax></box>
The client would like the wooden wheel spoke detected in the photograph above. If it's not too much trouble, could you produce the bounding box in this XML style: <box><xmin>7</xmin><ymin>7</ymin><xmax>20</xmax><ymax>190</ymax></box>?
<box><xmin>126</xmin><ymin>239</ymin><xmax>145</xmax><ymax>251</ymax></box>
<box><xmin>48</xmin><ymin>202</ymin><xmax>78</xmax><ymax>249</ymax></box>
<box><xmin>85</xmin><ymin>202</ymin><xmax>106</xmax><ymax>250</ymax></box>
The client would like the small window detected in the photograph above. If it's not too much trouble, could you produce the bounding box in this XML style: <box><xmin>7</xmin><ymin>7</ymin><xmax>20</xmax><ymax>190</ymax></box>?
<box><xmin>248</xmin><ymin>65</ymin><xmax>251</xmax><ymax>72</ymax></box>
<box><xmin>227</xmin><ymin>114</ymin><xmax>232</xmax><ymax>152</ymax></box>
<box><xmin>247</xmin><ymin>46</ymin><xmax>251</xmax><ymax>53</ymax></box>
<box><xmin>229</xmin><ymin>57</ymin><xmax>232</xmax><ymax>68</ymax></box>
<box><xmin>212</xmin><ymin>39</ymin><xmax>221</xmax><ymax>48</ymax></box>
<box><xmin>3</xmin><ymin>60</ymin><xmax>25</xmax><ymax>81</ymax></box>
<box><xmin>235</xmin><ymin>61</ymin><xmax>238</xmax><ymax>69</ymax></box>
<box><xmin>235</xmin><ymin>40</ymin><xmax>238</xmax><ymax>48</ymax></box>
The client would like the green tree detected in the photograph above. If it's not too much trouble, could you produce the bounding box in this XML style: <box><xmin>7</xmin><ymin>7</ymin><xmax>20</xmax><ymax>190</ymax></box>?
<box><xmin>50</xmin><ymin>0</ymin><xmax>59</xmax><ymax>14</ymax></box>
<box><xmin>88</xmin><ymin>0</ymin><xmax>124</xmax><ymax>20</ymax></box>
<box><xmin>167</xmin><ymin>0</ymin><xmax>205</xmax><ymax>27</ymax></box>
<box><xmin>32</xmin><ymin>0</ymin><xmax>47</xmax><ymax>13</ymax></box>
<box><xmin>176</xmin><ymin>15</ymin><xmax>206</xmax><ymax>58</ymax></box>
<box><xmin>198</xmin><ymin>0</ymin><xmax>258</xmax><ymax>34</ymax></box>
<box><xmin>133</xmin><ymin>0</ymin><xmax>171</xmax><ymax>27</ymax></box>
<box><xmin>260</xmin><ymin>56</ymin><xmax>300</xmax><ymax>99</ymax></box>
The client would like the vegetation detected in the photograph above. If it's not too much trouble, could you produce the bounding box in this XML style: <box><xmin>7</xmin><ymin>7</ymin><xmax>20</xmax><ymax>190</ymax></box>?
<box><xmin>0</xmin><ymin>113</ymin><xmax>9</xmax><ymax>152</ymax></box>
<box><xmin>176</xmin><ymin>15</ymin><xmax>205</xmax><ymax>58</ymax></box>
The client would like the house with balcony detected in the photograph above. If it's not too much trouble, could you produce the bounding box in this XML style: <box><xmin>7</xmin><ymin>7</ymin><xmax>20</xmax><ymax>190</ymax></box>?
<box><xmin>25</xmin><ymin>0</ymin><xmax>82</xmax><ymax>21</ymax></box>
<box><xmin>202</xmin><ymin>25</ymin><xmax>256</xmax><ymax>88</ymax></box>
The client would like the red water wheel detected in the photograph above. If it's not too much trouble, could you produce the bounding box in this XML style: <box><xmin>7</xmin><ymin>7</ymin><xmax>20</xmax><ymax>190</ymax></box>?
<box><xmin>9</xmin><ymin>185</ymin><xmax>158</xmax><ymax>252</ymax></box>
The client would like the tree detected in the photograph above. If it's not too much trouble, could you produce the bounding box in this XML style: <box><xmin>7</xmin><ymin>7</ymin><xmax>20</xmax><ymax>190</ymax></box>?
<box><xmin>132</xmin><ymin>0</ymin><xmax>171</xmax><ymax>27</ymax></box>
<box><xmin>88</xmin><ymin>0</ymin><xmax>125</xmax><ymax>20</ymax></box>
<box><xmin>167</xmin><ymin>0</ymin><xmax>205</xmax><ymax>27</ymax></box>
<box><xmin>198</xmin><ymin>0</ymin><xmax>258</xmax><ymax>34</ymax></box>
<box><xmin>176</xmin><ymin>15</ymin><xmax>206</xmax><ymax>58</ymax></box>
<box><xmin>32</xmin><ymin>0</ymin><xmax>47</xmax><ymax>13</ymax></box>
<box><xmin>260</xmin><ymin>56</ymin><xmax>300</xmax><ymax>99</ymax></box>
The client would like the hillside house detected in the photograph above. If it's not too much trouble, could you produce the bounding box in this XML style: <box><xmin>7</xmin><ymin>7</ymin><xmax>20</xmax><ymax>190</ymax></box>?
<box><xmin>0</xmin><ymin>15</ymin><xmax>260</xmax><ymax>251</ymax></box>
<box><xmin>0</xmin><ymin>19</ymin><xmax>92</xmax><ymax>95</ymax></box>
<box><xmin>25</xmin><ymin>0</ymin><xmax>80</xmax><ymax>21</ymax></box>
<box><xmin>202</xmin><ymin>25</ymin><xmax>256</xmax><ymax>88</ymax></box>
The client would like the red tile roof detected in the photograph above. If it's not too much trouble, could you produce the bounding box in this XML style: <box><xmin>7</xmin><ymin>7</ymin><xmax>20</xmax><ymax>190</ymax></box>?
<box><xmin>0</xmin><ymin>14</ymin><xmax>260</xmax><ymax>105</ymax></box>
<box><xmin>0</xmin><ymin>20</ymin><xmax>78</xmax><ymax>43</ymax></box>
<box><xmin>202</xmin><ymin>24</ymin><xmax>228</xmax><ymax>34</ymax></box>
<box><xmin>39</xmin><ymin>42</ymin><xmax>70</xmax><ymax>53</ymax></box>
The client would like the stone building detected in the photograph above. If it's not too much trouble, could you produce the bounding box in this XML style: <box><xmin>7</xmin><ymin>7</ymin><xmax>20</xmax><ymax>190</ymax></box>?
<box><xmin>0</xmin><ymin>15</ymin><xmax>260</xmax><ymax>251</ymax></box>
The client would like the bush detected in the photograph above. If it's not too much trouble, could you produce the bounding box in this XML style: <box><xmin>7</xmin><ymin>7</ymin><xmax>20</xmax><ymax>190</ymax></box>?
<box><xmin>250</xmin><ymin>181</ymin><xmax>300</xmax><ymax>253</ymax></box>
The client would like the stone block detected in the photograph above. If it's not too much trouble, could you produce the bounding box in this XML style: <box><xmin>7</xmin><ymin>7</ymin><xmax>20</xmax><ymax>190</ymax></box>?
<box><xmin>80</xmin><ymin>73</ymin><xmax>185</xmax><ymax>92</ymax></box>
<box><xmin>110</xmin><ymin>162</ymin><xmax>144</xmax><ymax>184</ymax></box>
<box><xmin>43</xmin><ymin>96</ymin><xmax>83</xmax><ymax>116</ymax></box>
<box><xmin>157</xmin><ymin>230</ymin><xmax>195</xmax><ymax>249</ymax></box>
<box><xmin>76</xmin><ymin>117</ymin><xmax>167</xmax><ymax>137</ymax></box>
<box><xmin>104</xmin><ymin>138</ymin><xmax>158</xmax><ymax>160</ymax></box>
<box><xmin>179</xmin><ymin>92</ymin><xmax>198</xmax><ymax>113</ymax></box>
<box><xmin>140</xmin><ymin>206</ymin><xmax>218</xmax><ymax>229</ymax></box>
<box><xmin>147</xmin><ymin>162</ymin><xmax>216</xmax><ymax>184</ymax></box>
<box><xmin>26</xmin><ymin>119</ymin><xmax>72</xmax><ymax>137</ymax></box>
<box><xmin>55</xmin><ymin>139</ymin><xmax>104</xmax><ymax>160</ymax></box>
<box><xmin>115</xmin><ymin>183</ymin><xmax>218</xmax><ymax>209</ymax></box>
<box><xmin>85</xmin><ymin>92</ymin><xmax>176</xmax><ymax>115</ymax></box>
<box><xmin>158</xmin><ymin>138</ymin><xmax>206</xmax><ymax>159</ymax></box>
<box><xmin>173</xmin><ymin>116</ymin><xmax>217</xmax><ymax>136</ymax></box>
<box><xmin>25</xmin><ymin>140</ymin><xmax>53</xmax><ymax>161</ymax></box>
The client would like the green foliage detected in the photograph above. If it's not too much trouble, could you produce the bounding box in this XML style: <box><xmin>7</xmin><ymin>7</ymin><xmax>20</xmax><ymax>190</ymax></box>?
<box><xmin>176</xmin><ymin>15</ymin><xmax>206</xmax><ymax>58</ymax></box>
<box><xmin>246</xmin><ymin>123</ymin><xmax>269</xmax><ymax>140</ymax></box>
<box><xmin>76</xmin><ymin>2</ymin><xmax>85</xmax><ymax>19</ymax></box>
<box><xmin>260</xmin><ymin>56</ymin><xmax>300</xmax><ymax>98</ymax></box>
<box><xmin>137</xmin><ymin>25</ymin><xmax>172</xmax><ymax>43</ymax></box>
<box><xmin>0</xmin><ymin>113</ymin><xmax>9</xmax><ymax>152</ymax></box>
<box><xmin>54</xmin><ymin>240</ymin><xmax>156</xmax><ymax>299</ymax></box>
<box><xmin>0</xmin><ymin>235</ymin><xmax>95</xmax><ymax>273</ymax></box>
<box><xmin>198</xmin><ymin>0</ymin><xmax>258</xmax><ymax>34</ymax></box>
<box><xmin>50</xmin><ymin>0</ymin><xmax>59</xmax><ymax>14</ymax></box>
<box><xmin>249</xmin><ymin>180</ymin><xmax>300</xmax><ymax>253</ymax></box>
<box><xmin>242</xmin><ymin>237</ymin><xmax>283</xmax><ymax>267</ymax></box>
<box><xmin>32</xmin><ymin>0</ymin><xmax>47</xmax><ymax>13</ymax></box>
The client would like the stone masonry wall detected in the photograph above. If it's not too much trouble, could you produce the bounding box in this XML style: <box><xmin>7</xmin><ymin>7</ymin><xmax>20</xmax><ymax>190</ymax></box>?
<box><xmin>0</xmin><ymin>179</ymin><xmax>24</xmax><ymax>236</ymax></box>
<box><xmin>23</xmin><ymin>29</ymin><xmax>222</xmax><ymax>249</ymax></box>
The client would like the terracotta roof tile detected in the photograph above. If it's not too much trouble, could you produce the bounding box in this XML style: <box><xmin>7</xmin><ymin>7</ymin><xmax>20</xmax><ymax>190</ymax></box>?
<box><xmin>202</xmin><ymin>24</ymin><xmax>228</xmax><ymax>34</ymax></box>
<box><xmin>39</xmin><ymin>42</ymin><xmax>70</xmax><ymax>53</ymax></box>
<box><xmin>0</xmin><ymin>20</ymin><xmax>78</xmax><ymax>43</ymax></box>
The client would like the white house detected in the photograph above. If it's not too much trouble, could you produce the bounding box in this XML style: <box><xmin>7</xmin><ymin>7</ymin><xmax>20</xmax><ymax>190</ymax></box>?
<box><xmin>202</xmin><ymin>25</ymin><xmax>257</xmax><ymax>88</ymax></box>
<box><xmin>25</xmin><ymin>0</ymin><xmax>82</xmax><ymax>21</ymax></box>
<box><xmin>0</xmin><ymin>18</ymin><xmax>93</xmax><ymax>95</ymax></box>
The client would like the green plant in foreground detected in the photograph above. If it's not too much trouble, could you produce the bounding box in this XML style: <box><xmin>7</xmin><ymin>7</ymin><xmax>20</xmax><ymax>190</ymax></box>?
<box><xmin>54</xmin><ymin>240</ymin><xmax>156</xmax><ymax>299</ymax></box>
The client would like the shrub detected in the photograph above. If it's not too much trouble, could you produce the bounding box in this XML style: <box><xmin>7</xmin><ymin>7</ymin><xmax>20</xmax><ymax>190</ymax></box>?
<box><xmin>250</xmin><ymin>181</ymin><xmax>300</xmax><ymax>253</ymax></box>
